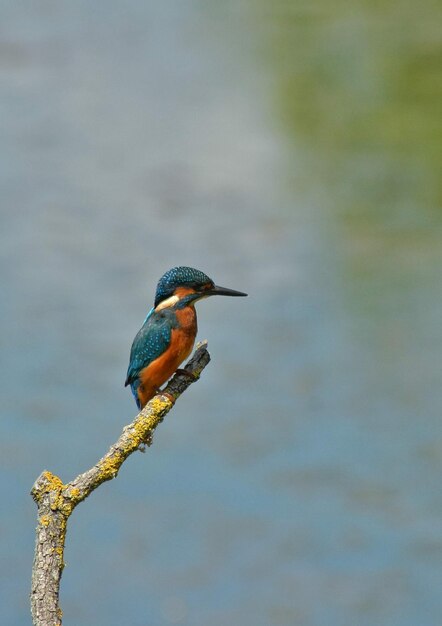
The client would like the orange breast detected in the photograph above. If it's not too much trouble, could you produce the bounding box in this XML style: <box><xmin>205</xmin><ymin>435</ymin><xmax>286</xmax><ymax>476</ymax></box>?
<box><xmin>137</xmin><ymin>306</ymin><xmax>197</xmax><ymax>408</ymax></box>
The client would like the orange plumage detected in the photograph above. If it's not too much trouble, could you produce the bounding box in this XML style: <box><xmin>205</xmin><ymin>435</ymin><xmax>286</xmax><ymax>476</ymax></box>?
<box><xmin>125</xmin><ymin>266</ymin><xmax>247</xmax><ymax>410</ymax></box>
<box><xmin>135</xmin><ymin>306</ymin><xmax>197</xmax><ymax>408</ymax></box>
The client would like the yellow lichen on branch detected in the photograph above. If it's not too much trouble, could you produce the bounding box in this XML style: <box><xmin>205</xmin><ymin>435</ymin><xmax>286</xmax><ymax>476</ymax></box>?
<box><xmin>30</xmin><ymin>341</ymin><xmax>210</xmax><ymax>626</ymax></box>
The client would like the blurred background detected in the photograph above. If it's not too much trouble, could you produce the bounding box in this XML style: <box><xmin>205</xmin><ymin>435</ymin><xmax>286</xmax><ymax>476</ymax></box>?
<box><xmin>1</xmin><ymin>1</ymin><xmax>441</xmax><ymax>625</ymax></box>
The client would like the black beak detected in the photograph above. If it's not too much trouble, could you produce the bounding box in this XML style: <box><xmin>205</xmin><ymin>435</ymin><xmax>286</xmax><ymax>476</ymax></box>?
<box><xmin>207</xmin><ymin>285</ymin><xmax>248</xmax><ymax>297</ymax></box>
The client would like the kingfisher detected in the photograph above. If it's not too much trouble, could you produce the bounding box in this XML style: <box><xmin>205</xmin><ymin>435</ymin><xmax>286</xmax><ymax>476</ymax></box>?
<box><xmin>125</xmin><ymin>266</ymin><xmax>247</xmax><ymax>409</ymax></box>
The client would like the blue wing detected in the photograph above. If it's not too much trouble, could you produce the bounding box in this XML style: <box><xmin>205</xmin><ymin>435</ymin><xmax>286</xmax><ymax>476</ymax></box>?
<box><xmin>125</xmin><ymin>308</ymin><xmax>177</xmax><ymax>404</ymax></box>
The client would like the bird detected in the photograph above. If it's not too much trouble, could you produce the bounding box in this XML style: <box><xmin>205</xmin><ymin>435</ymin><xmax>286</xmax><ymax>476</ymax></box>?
<box><xmin>125</xmin><ymin>266</ymin><xmax>247</xmax><ymax>409</ymax></box>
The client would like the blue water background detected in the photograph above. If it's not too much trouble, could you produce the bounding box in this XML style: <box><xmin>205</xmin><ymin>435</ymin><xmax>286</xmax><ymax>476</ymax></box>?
<box><xmin>1</xmin><ymin>2</ymin><xmax>441</xmax><ymax>625</ymax></box>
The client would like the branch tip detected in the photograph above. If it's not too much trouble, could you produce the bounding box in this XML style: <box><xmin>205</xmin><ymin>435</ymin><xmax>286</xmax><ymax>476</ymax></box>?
<box><xmin>30</xmin><ymin>342</ymin><xmax>211</xmax><ymax>626</ymax></box>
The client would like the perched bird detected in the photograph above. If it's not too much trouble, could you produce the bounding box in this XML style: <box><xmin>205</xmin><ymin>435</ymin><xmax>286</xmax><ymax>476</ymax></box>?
<box><xmin>125</xmin><ymin>266</ymin><xmax>247</xmax><ymax>409</ymax></box>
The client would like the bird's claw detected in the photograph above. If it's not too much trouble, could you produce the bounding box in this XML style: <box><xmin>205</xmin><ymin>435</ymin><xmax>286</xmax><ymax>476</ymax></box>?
<box><xmin>175</xmin><ymin>368</ymin><xmax>198</xmax><ymax>381</ymax></box>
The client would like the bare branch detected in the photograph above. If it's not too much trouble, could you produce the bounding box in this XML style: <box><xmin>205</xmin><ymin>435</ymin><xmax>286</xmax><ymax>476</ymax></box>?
<box><xmin>30</xmin><ymin>341</ymin><xmax>210</xmax><ymax>626</ymax></box>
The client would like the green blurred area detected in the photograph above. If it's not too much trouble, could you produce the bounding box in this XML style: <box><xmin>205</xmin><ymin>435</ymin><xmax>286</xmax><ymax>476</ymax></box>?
<box><xmin>246</xmin><ymin>0</ymin><xmax>442</xmax><ymax>313</ymax></box>
<box><xmin>254</xmin><ymin>0</ymin><xmax>441</xmax><ymax>206</ymax></box>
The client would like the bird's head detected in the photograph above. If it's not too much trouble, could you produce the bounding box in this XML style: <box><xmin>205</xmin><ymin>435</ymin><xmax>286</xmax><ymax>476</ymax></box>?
<box><xmin>154</xmin><ymin>266</ymin><xmax>247</xmax><ymax>310</ymax></box>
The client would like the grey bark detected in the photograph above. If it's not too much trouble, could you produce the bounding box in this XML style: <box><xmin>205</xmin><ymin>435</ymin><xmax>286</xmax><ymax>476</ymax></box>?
<box><xmin>30</xmin><ymin>342</ymin><xmax>210</xmax><ymax>626</ymax></box>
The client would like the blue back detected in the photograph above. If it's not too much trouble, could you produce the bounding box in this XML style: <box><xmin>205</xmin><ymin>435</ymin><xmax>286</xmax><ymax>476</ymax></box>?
<box><xmin>125</xmin><ymin>307</ymin><xmax>179</xmax><ymax>408</ymax></box>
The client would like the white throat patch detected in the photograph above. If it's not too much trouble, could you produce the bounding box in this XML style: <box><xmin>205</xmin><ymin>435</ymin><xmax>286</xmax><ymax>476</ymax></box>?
<box><xmin>155</xmin><ymin>295</ymin><xmax>180</xmax><ymax>311</ymax></box>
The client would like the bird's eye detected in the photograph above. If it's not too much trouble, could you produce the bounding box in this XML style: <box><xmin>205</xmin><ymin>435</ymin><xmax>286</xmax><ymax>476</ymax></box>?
<box><xmin>200</xmin><ymin>282</ymin><xmax>213</xmax><ymax>292</ymax></box>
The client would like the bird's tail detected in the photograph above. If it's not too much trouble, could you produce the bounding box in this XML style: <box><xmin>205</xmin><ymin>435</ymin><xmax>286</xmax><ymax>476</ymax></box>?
<box><xmin>130</xmin><ymin>380</ymin><xmax>142</xmax><ymax>410</ymax></box>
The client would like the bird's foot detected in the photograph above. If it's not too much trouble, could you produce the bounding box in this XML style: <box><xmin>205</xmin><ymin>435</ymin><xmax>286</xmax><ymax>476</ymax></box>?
<box><xmin>175</xmin><ymin>368</ymin><xmax>198</xmax><ymax>381</ymax></box>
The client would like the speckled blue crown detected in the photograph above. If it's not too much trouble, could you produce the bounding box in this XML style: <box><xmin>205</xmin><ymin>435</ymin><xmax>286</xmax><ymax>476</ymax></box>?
<box><xmin>154</xmin><ymin>266</ymin><xmax>212</xmax><ymax>307</ymax></box>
